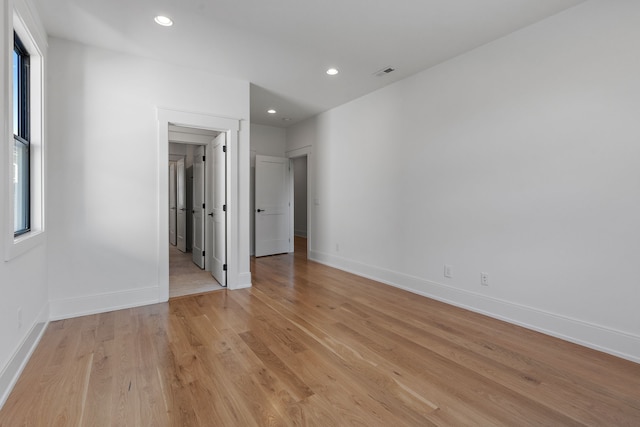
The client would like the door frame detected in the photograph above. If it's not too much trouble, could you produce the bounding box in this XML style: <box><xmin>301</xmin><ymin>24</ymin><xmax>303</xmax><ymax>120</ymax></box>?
<box><xmin>157</xmin><ymin>108</ymin><xmax>245</xmax><ymax>301</ymax></box>
<box><xmin>286</xmin><ymin>146</ymin><xmax>313</xmax><ymax>257</ymax></box>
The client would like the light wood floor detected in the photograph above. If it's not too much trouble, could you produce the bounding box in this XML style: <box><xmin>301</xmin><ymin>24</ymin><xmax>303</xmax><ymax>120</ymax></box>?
<box><xmin>1</xmin><ymin>237</ymin><xmax>639</xmax><ymax>426</ymax></box>
<box><xmin>169</xmin><ymin>244</ymin><xmax>224</xmax><ymax>298</ymax></box>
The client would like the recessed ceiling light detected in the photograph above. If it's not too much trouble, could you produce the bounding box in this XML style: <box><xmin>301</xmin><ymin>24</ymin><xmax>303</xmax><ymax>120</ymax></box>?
<box><xmin>267</xmin><ymin>109</ymin><xmax>277</xmax><ymax>114</ymax></box>
<box><xmin>326</xmin><ymin>68</ymin><xmax>339</xmax><ymax>76</ymax></box>
<box><xmin>154</xmin><ymin>15</ymin><xmax>173</xmax><ymax>26</ymax></box>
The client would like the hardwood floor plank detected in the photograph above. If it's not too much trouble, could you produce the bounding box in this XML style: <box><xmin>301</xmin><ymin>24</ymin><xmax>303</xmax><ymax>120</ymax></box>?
<box><xmin>239</xmin><ymin>331</ymin><xmax>314</xmax><ymax>402</ymax></box>
<box><xmin>83</xmin><ymin>339</ymin><xmax>115</xmax><ymax>426</ymax></box>
<box><xmin>332</xmin><ymin>296</ymin><xmax>640</xmax><ymax>425</ymax></box>
<box><xmin>1</xmin><ymin>238</ymin><xmax>639</xmax><ymax>426</ymax></box>
<box><xmin>248</xmin><ymin>287</ymin><xmax>442</xmax><ymax>425</ymax></box>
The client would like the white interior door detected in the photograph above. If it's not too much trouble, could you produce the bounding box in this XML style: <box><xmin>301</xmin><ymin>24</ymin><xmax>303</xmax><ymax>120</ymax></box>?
<box><xmin>192</xmin><ymin>146</ymin><xmax>206</xmax><ymax>268</ymax></box>
<box><xmin>209</xmin><ymin>134</ymin><xmax>227</xmax><ymax>285</ymax></box>
<box><xmin>255</xmin><ymin>155</ymin><xmax>291</xmax><ymax>257</ymax></box>
<box><xmin>176</xmin><ymin>157</ymin><xmax>187</xmax><ymax>252</ymax></box>
<box><xmin>169</xmin><ymin>162</ymin><xmax>177</xmax><ymax>246</ymax></box>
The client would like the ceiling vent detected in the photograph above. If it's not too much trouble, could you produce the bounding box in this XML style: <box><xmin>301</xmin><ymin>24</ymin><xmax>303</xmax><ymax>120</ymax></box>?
<box><xmin>373</xmin><ymin>66</ymin><xmax>395</xmax><ymax>77</ymax></box>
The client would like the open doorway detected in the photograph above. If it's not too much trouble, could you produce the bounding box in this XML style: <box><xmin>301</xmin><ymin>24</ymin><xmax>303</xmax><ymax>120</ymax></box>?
<box><xmin>168</xmin><ymin>125</ymin><xmax>225</xmax><ymax>298</ymax></box>
<box><xmin>291</xmin><ymin>156</ymin><xmax>308</xmax><ymax>257</ymax></box>
<box><xmin>158</xmin><ymin>109</ymin><xmax>247</xmax><ymax>300</ymax></box>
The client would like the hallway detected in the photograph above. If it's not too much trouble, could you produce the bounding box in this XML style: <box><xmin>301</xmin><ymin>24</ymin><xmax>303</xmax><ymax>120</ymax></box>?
<box><xmin>169</xmin><ymin>245</ymin><xmax>224</xmax><ymax>298</ymax></box>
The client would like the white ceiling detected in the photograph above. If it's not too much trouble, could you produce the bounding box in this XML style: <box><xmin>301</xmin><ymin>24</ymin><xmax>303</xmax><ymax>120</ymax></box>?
<box><xmin>33</xmin><ymin>0</ymin><xmax>585</xmax><ymax>127</ymax></box>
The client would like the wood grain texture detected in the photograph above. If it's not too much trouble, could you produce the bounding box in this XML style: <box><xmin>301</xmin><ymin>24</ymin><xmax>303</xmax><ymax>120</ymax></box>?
<box><xmin>1</xmin><ymin>237</ymin><xmax>639</xmax><ymax>426</ymax></box>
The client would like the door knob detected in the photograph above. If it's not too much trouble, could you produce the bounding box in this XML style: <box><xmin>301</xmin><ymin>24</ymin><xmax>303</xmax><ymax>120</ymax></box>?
<box><xmin>257</xmin><ymin>209</ymin><xmax>265</xmax><ymax>212</ymax></box>
<box><xmin>208</xmin><ymin>212</ymin><xmax>214</xmax><ymax>217</ymax></box>
<box><xmin>180</xmin><ymin>208</ymin><xmax>186</xmax><ymax>211</ymax></box>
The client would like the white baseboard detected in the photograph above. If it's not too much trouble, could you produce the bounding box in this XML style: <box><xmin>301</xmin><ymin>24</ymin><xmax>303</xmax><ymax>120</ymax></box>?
<box><xmin>0</xmin><ymin>303</ymin><xmax>49</xmax><ymax>409</ymax></box>
<box><xmin>49</xmin><ymin>286</ymin><xmax>160</xmax><ymax>321</ymax></box>
<box><xmin>309</xmin><ymin>249</ymin><xmax>640</xmax><ymax>364</ymax></box>
<box><xmin>232</xmin><ymin>272</ymin><xmax>252</xmax><ymax>290</ymax></box>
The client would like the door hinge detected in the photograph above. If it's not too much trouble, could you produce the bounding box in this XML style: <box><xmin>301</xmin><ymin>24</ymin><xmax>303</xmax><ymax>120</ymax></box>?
<box><xmin>223</xmin><ymin>264</ymin><xmax>227</xmax><ymax>271</ymax></box>
<box><xmin>202</xmin><ymin>203</ymin><xmax>205</xmax><ymax>209</ymax></box>
<box><xmin>222</xmin><ymin>146</ymin><xmax>227</xmax><ymax>153</ymax></box>
<box><xmin>203</xmin><ymin>155</ymin><xmax>206</xmax><ymax>161</ymax></box>
<box><xmin>223</xmin><ymin>204</ymin><xmax>227</xmax><ymax>212</ymax></box>
<box><xmin>202</xmin><ymin>251</ymin><xmax>205</xmax><ymax>256</ymax></box>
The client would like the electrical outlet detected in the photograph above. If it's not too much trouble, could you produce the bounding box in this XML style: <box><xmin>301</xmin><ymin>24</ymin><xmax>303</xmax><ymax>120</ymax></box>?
<box><xmin>17</xmin><ymin>307</ymin><xmax>22</xmax><ymax>329</ymax></box>
<box><xmin>481</xmin><ymin>272</ymin><xmax>489</xmax><ymax>286</ymax></box>
<box><xmin>444</xmin><ymin>264</ymin><xmax>453</xmax><ymax>278</ymax></box>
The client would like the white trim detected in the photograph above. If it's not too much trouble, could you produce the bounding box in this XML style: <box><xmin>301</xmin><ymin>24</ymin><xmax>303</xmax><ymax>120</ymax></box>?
<box><xmin>5</xmin><ymin>230</ymin><xmax>45</xmax><ymax>260</ymax></box>
<box><xmin>236</xmin><ymin>272</ymin><xmax>252</xmax><ymax>289</ymax></box>
<box><xmin>49</xmin><ymin>286</ymin><xmax>159</xmax><ymax>320</ymax></box>
<box><xmin>309</xmin><ymin>249</ymin><xmax>640</xmax><ymax>364</ymax></box>
<box><xmin>157</xmin><ymin>108</ymin><xmax>247</xmax><ymax>297</ymax></box>
<box><xmin>288</xmin><ymin>158</ymin><xmax>294</xmax><ymax>252</ymax></box>
<box><xmin>0</xmin><ymin>304</ymin><xmax>49</xmax><ymax>409</ymax></box>
<box><xmin>12</xmin><ymin>0</ymin><xmax>46</xmax><ymax>49</ymax></box>
<box><xmin>4</xmin><ymin>0</ymin><xmax>47</xmax><ymax>261</ymax></box>
<box><xmin>286</xmin><ymin>145</ymin><xmax>312</xmax><ymax>158</ymax></box>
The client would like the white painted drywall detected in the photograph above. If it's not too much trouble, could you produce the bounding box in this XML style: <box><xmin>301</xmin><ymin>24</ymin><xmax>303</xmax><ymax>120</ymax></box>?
<box><xmin>46</xmin><ymin>38</ymin><xmax>250</xmax><ymax>318</ymax></box>
<box><xmin>0</xmin><ymin>0</ymin><xmax>50</xmax><ymax>407</ymax></box>
<box><xmin>286</xmin><ymin>0</ymin><xmax>640</xmax><ymax>362</ymax></box>
<box><xmin>250</xmin><ymin>124</ymin><xmax>287</xmax><ymax>159</ymax></box>
<box><xmin>250</xmin><ymin>124</ymin><xmax>286</xmax><ymax>254</ymax></box>
<box><xmin>292</xmin><ymin>157</ymin><xmax>307</xmax><ymax>237</ymax></box>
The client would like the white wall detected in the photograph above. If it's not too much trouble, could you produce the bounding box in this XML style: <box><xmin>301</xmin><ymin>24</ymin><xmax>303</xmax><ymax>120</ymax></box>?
<box><xmin>250</xmin><ymin>123</ymin><xmax>286</xmax><ymax>254</ymax></box>
<box><xmin>46</xmin><ymin>38</ymin><xmax>250</xmax><ymax>318</ymax></box>
<box><xmin>0</xmin><ymin>0</ymin><xmax>49</xmax><ymax>406</ymax></box>
<box><xmin>250</xmin><ymin>124</ymin><xmax>287</xmax><ymax>158</ymax></box>
<box><xmin>286</xmin><ymin>0</ymin><xmax>640</xmax><ymax>362</ymax></box>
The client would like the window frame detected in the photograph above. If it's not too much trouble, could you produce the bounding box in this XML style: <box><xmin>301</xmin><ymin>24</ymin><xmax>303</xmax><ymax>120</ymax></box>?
<box><xmin>13</xmin><ymin>31</ymin><xmax>31</xmax><ymax>237</ymax></box>
<box><xmin>4</xmin><ymin>2</ymin><xmax>47</xmax><ymax>261</ymax></box>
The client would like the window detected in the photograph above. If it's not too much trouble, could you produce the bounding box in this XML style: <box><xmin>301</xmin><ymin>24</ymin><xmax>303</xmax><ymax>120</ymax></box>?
<box><xmin>5</xmin><ymin>4</ymin><xmax>46</xmax><ymax>260</ymax></box>
<box><xmin>13</xmin><ymin>32</ymin><xmax>30</xmax><ymax>236</ymax></box>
